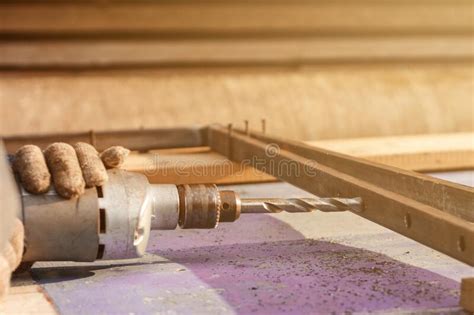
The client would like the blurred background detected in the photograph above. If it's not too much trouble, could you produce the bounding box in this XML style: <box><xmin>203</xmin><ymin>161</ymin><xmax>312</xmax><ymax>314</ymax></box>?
<box><xmin>0</xmin><ymin>0</ymin><xmax>473</xmax><ymax>140</ymax></box>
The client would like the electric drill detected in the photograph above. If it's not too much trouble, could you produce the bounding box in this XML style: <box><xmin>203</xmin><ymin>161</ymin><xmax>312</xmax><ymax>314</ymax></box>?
<box><xmin>19</xmin><ymin>170</ymin><xmax>361</xmax><ymax>263</ymax></box>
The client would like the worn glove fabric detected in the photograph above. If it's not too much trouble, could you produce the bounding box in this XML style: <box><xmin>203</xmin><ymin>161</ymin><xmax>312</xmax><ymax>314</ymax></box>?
<box><xmin>0</xmin><ymin>219</ymin><xmax>24</xmax><ymax>301</ymax></box>
<box><xmin>13</xmin><ymin>142</ymin><xmax>130</xmax><ymax>199</ymax></box>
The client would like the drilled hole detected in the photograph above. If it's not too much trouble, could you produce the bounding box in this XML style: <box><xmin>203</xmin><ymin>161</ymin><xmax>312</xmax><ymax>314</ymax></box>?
<box><xmin>458</xmin><ymin>236</ymin><xmax>466</xmax><ymax>252</ymax></box>
<box><xmin>96</xmin><ymin>244</ymin><xmax>105</xmax><ymax>259</ymax></box>
<box><xmin>223</xmin><ymin>202</ymin><xmax>230</xmax><ymax>210</ymax></box>
<box><xmin>99</xmin><ymin>208</ymin><xmax>106</xmax><ymax>233</ymax></box>
<box><xmin>404</xmin><ymin>213</ymin><xmax>411</xmax><ymax>229</ymax></box>
<box><xmin>96</xmin><ymin>186</ymin><xmax>104</xmax><ymax>198</ymax></box>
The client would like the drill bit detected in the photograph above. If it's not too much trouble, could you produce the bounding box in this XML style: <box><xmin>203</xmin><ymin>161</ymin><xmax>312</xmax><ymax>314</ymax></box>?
<box><xmin>240</xmin><ymin>197</ymin><xmax>363</xmax><ymax>214</ymax></box>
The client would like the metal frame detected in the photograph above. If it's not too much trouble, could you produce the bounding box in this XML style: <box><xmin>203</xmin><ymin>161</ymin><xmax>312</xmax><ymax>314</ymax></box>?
<box><xmin>3</xmin><ymin>126</ymin><xmax>206</xmax><ymax>153</ymax></box>
<box><xmin>3</xmin><ymin>124</ymin><xmax>473</xmax><ymax>266</ymax></box>
<box><xmin>207</xmin><ymin>124</ymin><xmax>473</xmax><ymax>266</ymax></box>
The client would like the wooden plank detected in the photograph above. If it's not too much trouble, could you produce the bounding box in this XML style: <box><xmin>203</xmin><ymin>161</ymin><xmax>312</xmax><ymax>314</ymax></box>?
<box><xmin>123</xmin><ymin>148</ymin><xmax>275</xmax><ymax>185</ymax></box>
<box><xmin>310</xmin><ymin>132</ymin><xmax>474</xmax><ymax>171</ymax></box>
<box><xmin>461</xmin><ymin>278</ymin><xmax>474</xmax><ymax>312</ymax></box>
<box><xmin>1</xmin><ymin>64</ymin><xmax>472</xmax><ymax>139</ymax></box>
<box><xmin>207</xmin><ymin>125</ymin><xmax>474</xmax><ymax>265</ymax></box>
<box><xmin>1</xmin><ymin>36</ymin><xmax>472</xmax><ymax>69</ymax></box>
<box><xmin>0</xmin><ymin>274</ymin><xmax>57</xmax><ymax>314</ymax></box>
<box><xmin>123</xmin><ymin>150</ymin><xmax>259</xmax><ymax>184</ymax></box>
<box><xmin>357</xmin><ymin>150</ymin><xmax>474</xmax><ymax>172</ymax></box>
<box><xmin>311</xmin><ymin>133</ymin><xmax>474</xmax><ymax>157</ymax></box>
<box><xmin>0</xmin><ymin>291</ymin><xmax>56</xmax><ymax>315</ymax></box>
<box><xmin>1</xmin><ymin>1</ymin><xmax>472</xmax><ymax>34</ymax></box>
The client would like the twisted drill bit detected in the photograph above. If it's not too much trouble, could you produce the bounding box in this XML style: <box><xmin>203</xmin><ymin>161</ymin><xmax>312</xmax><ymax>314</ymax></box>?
<box><xmin>240</xmin><ymin>197</ymin><xmax>363</xmax><ymax>214</ymax></box>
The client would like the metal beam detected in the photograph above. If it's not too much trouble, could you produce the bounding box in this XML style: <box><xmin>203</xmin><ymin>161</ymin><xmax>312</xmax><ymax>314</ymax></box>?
<box><xmin>230</xmin><ymin>127</ymin><xmax>474</xmax><ymax>223</ymax></box>
<box><xmin>208</xmin><ymin>125</ymin><xmax>474</xmax><ymax>266</ymax></box>
<box><xmin>3</xmin><ymin>126</ymin><xmax>207</xmax><ymax>153</ymax></box>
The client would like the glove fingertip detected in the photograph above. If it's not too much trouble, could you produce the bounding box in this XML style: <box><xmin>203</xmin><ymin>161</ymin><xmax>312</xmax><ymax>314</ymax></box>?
<box><xmin>100</xmin><ymin>146</ymin><xmax>130</xmax><ymax>169</ymax></box>
<box><xmin>74</xmin><ymin>142</ymin><xmax>109</xmax><ymax>188</ymax></box>
<box><xmin>13</xmin><ymin>145</ymin><xmax>51</xmax><ymax>194</ymax></box>
<box><xmin>44</xmin><ymin>143</ymin><xmax>85</xmax><ymax>199</ymax></box>
<box><xmin>85</xmin><ymin>170</ymin><xmax>108</xmax><ymax>188</ymax></box>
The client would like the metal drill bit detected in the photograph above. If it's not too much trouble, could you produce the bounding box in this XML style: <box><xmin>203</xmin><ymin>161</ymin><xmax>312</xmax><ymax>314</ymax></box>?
<box><xmin>240</xmin><ymin>197</ymin><xmax>363</xmax><ymax>214</ymax></box>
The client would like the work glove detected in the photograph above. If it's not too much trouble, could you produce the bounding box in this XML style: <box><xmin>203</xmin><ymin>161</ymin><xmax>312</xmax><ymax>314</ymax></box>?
<box><xmin>0</xmin><ymin>219</ymin><xmax>23</xmax><ymax>301</ymax></box>
<box><xmin>0</xmin><ymin>142</ymin><xmax>130</xmax><ymax>302</ymax></box>
<box><xmin>0</xmin><ymin>140</ymin><xmax>22</xmax><ymax>302</ymax></box>
<box><xmin>12</xmin><ymin>143</ymin><xmax>130</xmax><ymax>198</ymax></box>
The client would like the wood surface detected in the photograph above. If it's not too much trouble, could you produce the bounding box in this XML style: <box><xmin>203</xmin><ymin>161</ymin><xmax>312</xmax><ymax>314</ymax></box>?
<box><xmin>2</xmin><ymin>1</ymin><xmax>472</xmax><ymax>34</ymax></box>
<box><xmin>2</xmin><ymin>36</ymin><xmax>472</xmax><ymax>68</ymax></box>
<box><xmin>0</xmin><ymin>275</ymin><xmax>56</xmax><ymax>314</ymax></box>
<box><xmin>207</xmin><ymin>125</ymin><xmax>474</xmax><ymax>265</ymax></box>
<box><xmin>1</xmin><ymin>63</ymin><xmax>473</xmax><ymax>139</ymax></box>
<box><xmin>1</xmin><ymin>1</ymin><xmax>472</xmax><ymax>138</ymax></box>
<box><xmin>309</xmin><ymin>132</ymin><xmax>474</xmax><ymax>172</ymax></box>
<box><xmin>461</xmin><ymin>278</ymin><xmax>474</xmax><ymax>312</ymax></box>
<box><xmin>123</xmin><ymin>148</ymin><xmax>274</xmax><ymax>185</ymax></box>
<box><xmin>2</xmin><ymin>0</ymin><xmax>472</xmax><ymax>69</ymax></box>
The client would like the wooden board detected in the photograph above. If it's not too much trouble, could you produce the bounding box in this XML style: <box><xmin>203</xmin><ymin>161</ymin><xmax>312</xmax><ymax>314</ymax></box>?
<box><xmin>1</xmin><ymin>1</ymin><xmax>472</xmax><ymax>69</ymax></box>
<box><xmin>2</xmin><ymin>36</ymin><xmax>473</xmax><ymax>68</ymax></box>
<box><xmin>0</xmin><ymin>275</ymin><xmax>56</xmax><ymax>314</ymax></box>
<box><xmin>309</xmin><ymin>132</ymin><xmax>474</xmax><ymax>172</ymax></box>
<box><xmin>123</xmin><ymin>148</ymin><xmax>275</xmax><ymax>185</ymax></box>
<box><xmin>461</xmin><ymin>278</ymin><xmax>474</xmax><ymax>312</ymax></box>
<box><xmin>1</xmin><ymin>2</ymin><xmax>472</xmax><ymax>140</ymax></box>
<box><xmin>2</xmin><ymin>1</ymin><xmax>472</xmax><ymax>34</ymax></box>
<box><xmin>1</xmin><ymin>64</ymin><xmax>473</xmax><ymax>139</ymax></box>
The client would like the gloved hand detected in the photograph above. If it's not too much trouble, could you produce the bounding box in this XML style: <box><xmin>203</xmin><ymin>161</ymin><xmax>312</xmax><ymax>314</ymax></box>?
<box><xmin>0</xmin><ymin>219</ymin><xmax>23</xmax><ymax>301</ymax></box>
<box><xmin>12</xmin><ymin>143</ymin><xmax>130</xmax><ymax>198</ymax></box>
<box><xmin>0</xmin><ymin>142</ymin><xmax>130</xmax><ymax>302</ymax></box>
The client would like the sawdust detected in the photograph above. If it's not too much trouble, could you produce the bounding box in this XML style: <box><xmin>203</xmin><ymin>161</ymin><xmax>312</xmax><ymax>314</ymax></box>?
<box><xmin>158</xmin><ymin>239</ymin><xmax>461</xmax><ymax>313</ymax></box>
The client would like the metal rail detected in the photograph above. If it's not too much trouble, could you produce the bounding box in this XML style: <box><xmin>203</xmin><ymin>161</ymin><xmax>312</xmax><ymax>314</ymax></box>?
<box><xmin>2</xmin><ymin>126</ymin><xmax>207</xmax><ymax>153</ymax></box>
<box><xmin>231</xmin><ymin>127</ymin><xmax>474</xmax><ymax>223</ymax></box>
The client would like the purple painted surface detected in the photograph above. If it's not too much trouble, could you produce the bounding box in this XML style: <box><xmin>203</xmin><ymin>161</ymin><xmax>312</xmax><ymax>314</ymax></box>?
<box><xmin>157</xmin><ymin>240</ymin><xmax>460</xmax><ymax>314</ymax></box>
<box><xmin>32</xmin><ymin>214</ymin><xmax>463</xmax><ymax>315</ymax></box>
